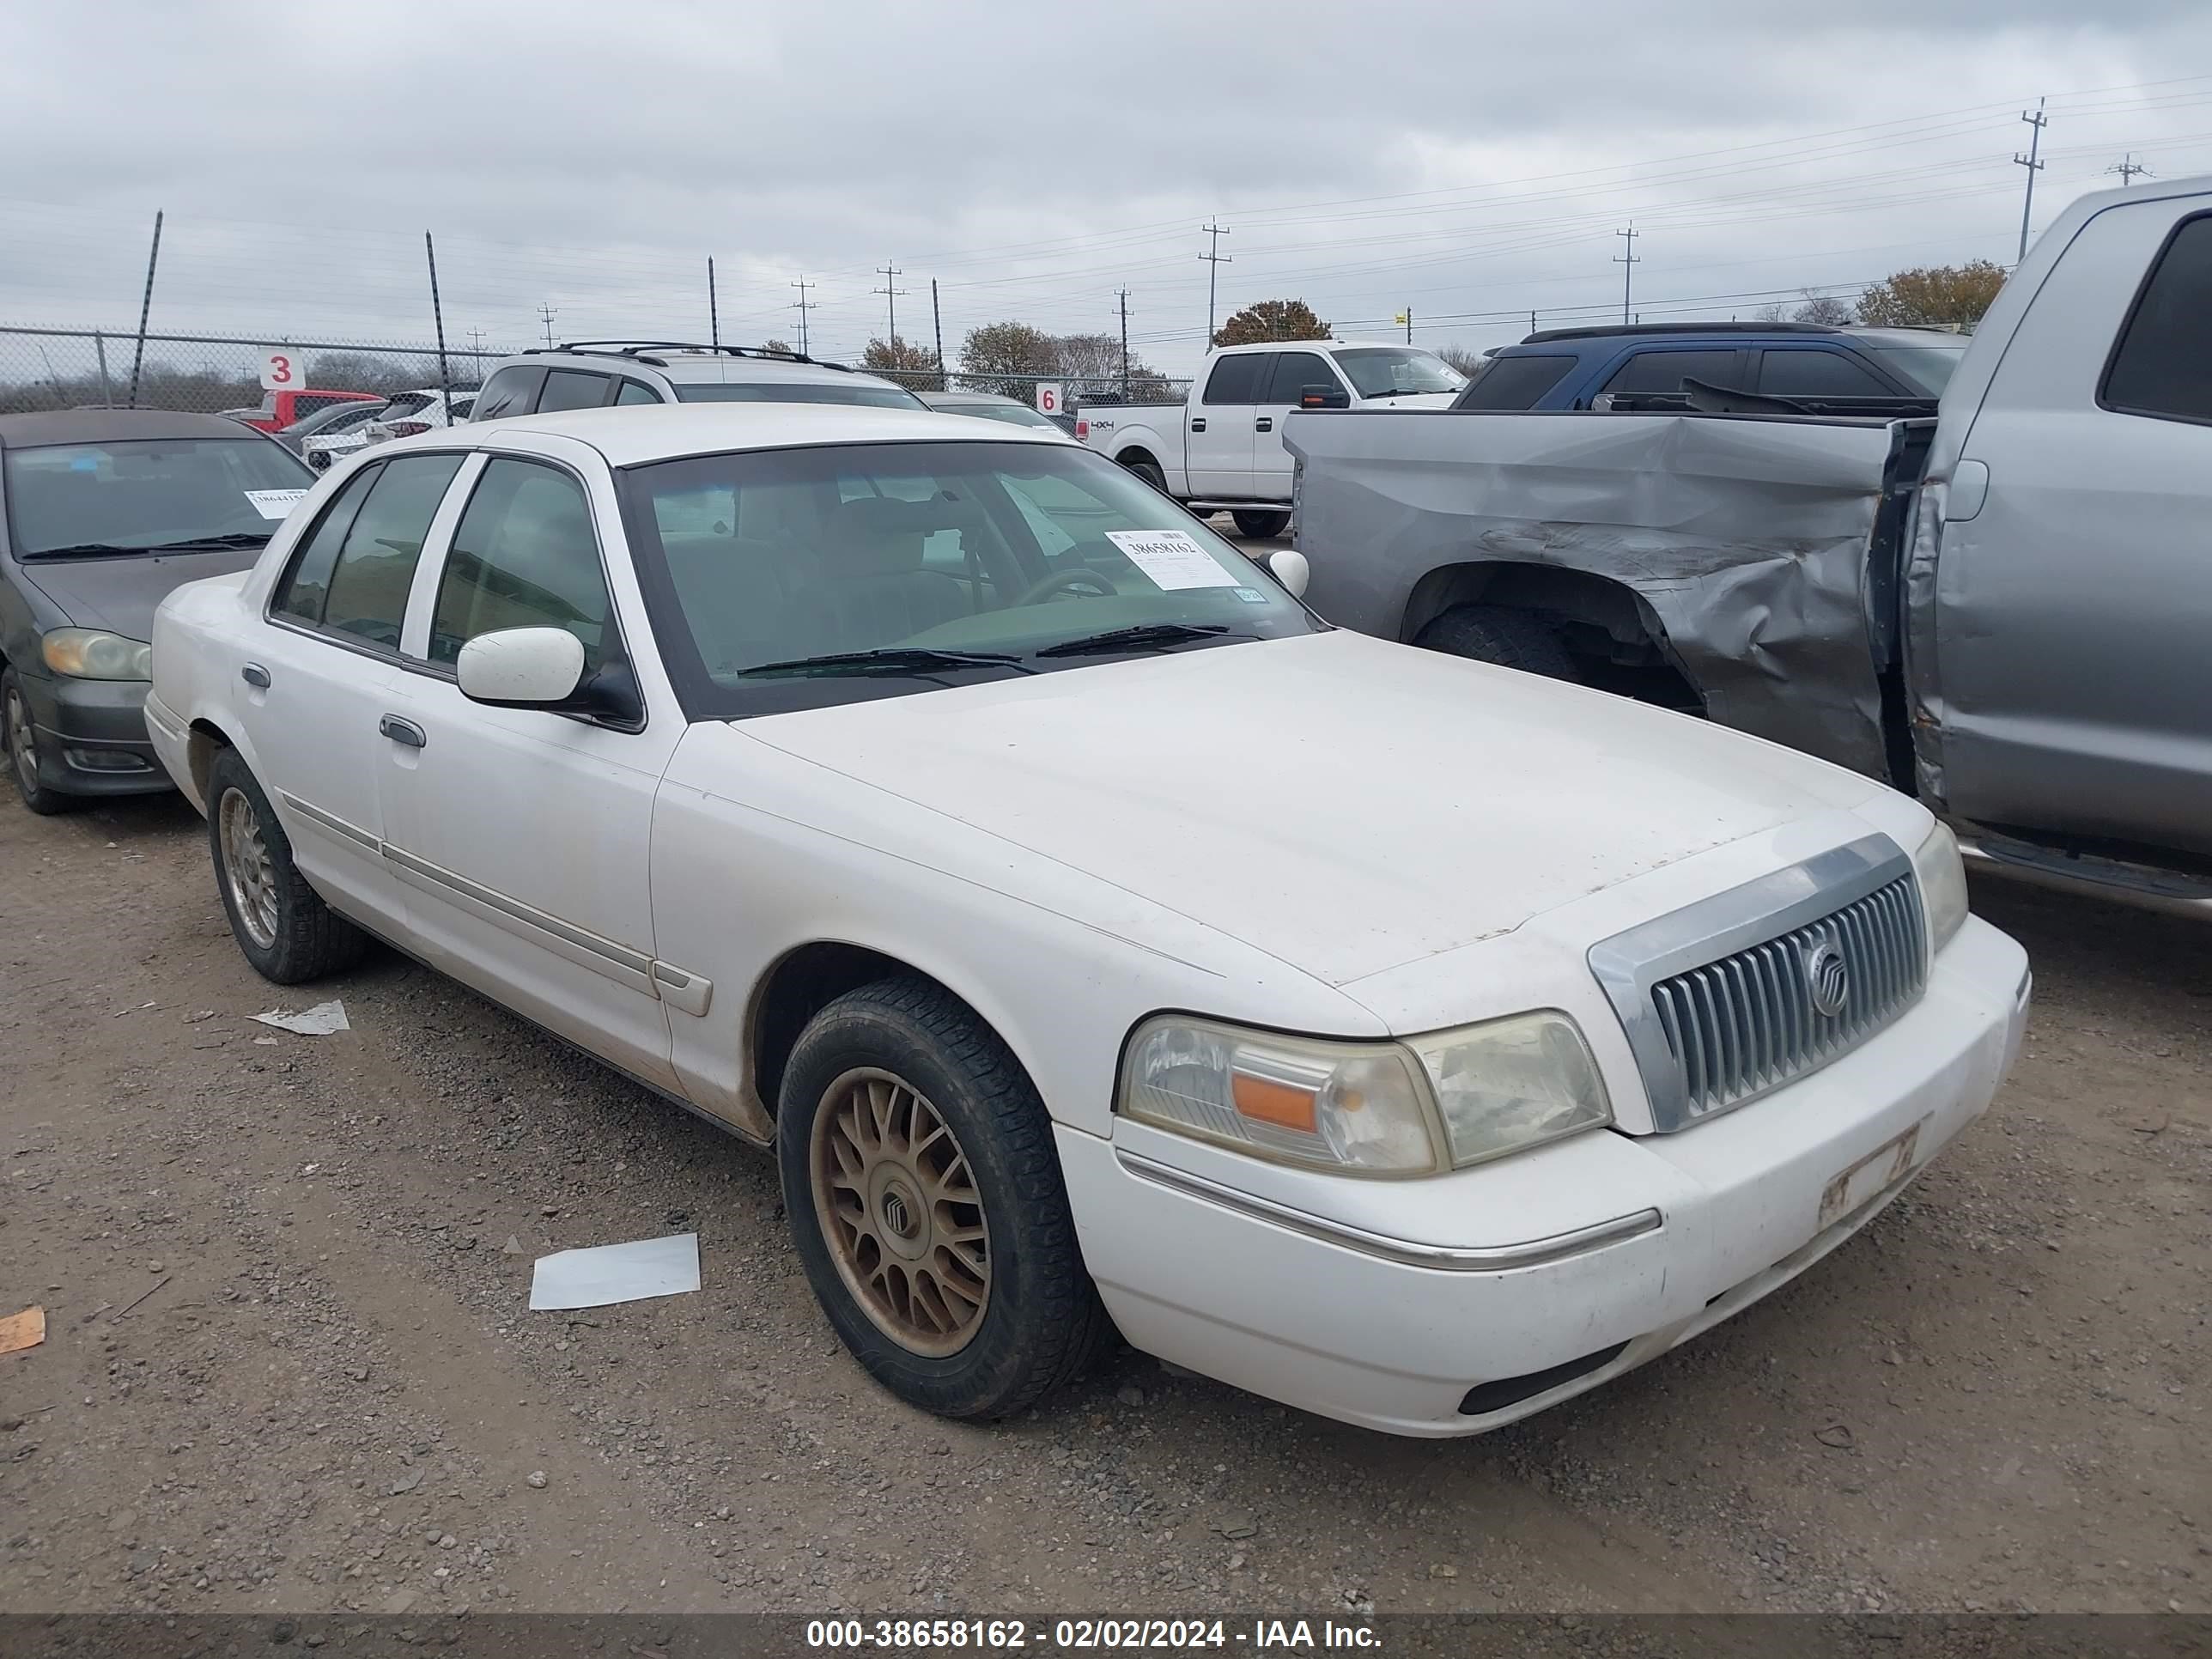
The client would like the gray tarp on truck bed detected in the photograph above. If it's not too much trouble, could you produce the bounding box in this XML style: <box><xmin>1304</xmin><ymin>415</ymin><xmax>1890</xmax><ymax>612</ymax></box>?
<box><xmin>1286</xmin><ymin>410</ymin><xmax>1899</xmax><ymax>778</ymax></box>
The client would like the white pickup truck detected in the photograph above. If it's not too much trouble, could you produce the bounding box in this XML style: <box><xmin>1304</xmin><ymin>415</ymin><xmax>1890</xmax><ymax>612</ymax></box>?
<box><xmin>1077</xmin><ymin>339</ymin><xmax>1464</xmax><ymax>536</ymax></box>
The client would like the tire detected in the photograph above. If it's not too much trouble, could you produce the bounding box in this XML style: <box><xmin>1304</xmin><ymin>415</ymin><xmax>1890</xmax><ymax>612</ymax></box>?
<box><xmin>205</xmin><ymin>746</ymin><xmax>368</xmax><ymax>983</ymax></box>
<box><xmin>1123</xmin><ymin>455</ymin><xmax>1170</xmax><ymax>495</ymax></box>
<box><xmin>1231</xmin><ymin>509</ymin><xmax>1291</xmax><ymax>539</ymax></box>
<box><xmin>1415</xmin><ymin>604</ymin><xmax>1581</xmax><ymax>682</ymax></box>
<box><xmin>307</xmin><ymin>450</ymin><xmax>331</xmax><ymax>472</ymax></box>
<box><xmin>778</xmin><ymin>975</ymin><xmax>1114</xmax><ymax>1420</ymax></box>
<box><xmin>3</xmin><ymin>667</ymin><xmax>83</xmax><ymax>817</ymax></box>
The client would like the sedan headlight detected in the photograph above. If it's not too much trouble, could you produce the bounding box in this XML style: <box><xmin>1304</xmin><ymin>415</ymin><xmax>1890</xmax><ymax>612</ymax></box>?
<box><xmin>42</xmin><ymin>628</ymin><xmax>152</xmax><ymax>681</ymax></box>
<box><xmin>1120</xmin><ymin>1010</ymin><xmax>1612</xmax><ymax>1176</ymax></box>
<box><xmin>1912</xmin><ymin>819</ymin><xmax>1970</xmax><ymax>953</ymax></box>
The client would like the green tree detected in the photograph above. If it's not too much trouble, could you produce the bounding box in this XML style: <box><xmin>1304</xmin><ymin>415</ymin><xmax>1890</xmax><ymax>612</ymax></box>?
<box><xmin>1212</xmin><ymin>298</ymin><xmax>1329</xmax><ymax>347</ymax></box>
<box><xmin>958</xmin><ymin>320</ymin><xmax>1057</xmax><ymax>398</ymax></box>
<box><xmin>861</xmin><ymin>335</ymin><xmax>942</xmax><ymax>388</ymax></box>
<box><xmin>1856</xmin><ymin>262</ymin><xmax>2007</xmax><ymax>329</ymax></box>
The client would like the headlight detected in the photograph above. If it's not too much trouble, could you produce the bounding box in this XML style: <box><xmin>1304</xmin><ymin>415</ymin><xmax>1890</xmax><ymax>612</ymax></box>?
<box><xmin>42</xmin><ymin>628</ymin><xmax>152</xmax><ymax>681</ymax></box>
<box><xmin>1913</xmin><ymin>819</ymin><xmax>1969</xmax><ymax>952</ymax></box>
<box><xmin>1120</xmin><ymin>1011</ymin><xmax>1612</xmax><ymax>1176</ymax></box>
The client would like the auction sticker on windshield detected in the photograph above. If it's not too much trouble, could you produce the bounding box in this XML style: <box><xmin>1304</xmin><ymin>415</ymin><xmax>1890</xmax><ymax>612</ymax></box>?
<box><xmin>244</xmin><ymin>489</ymin><xmax>308</xmax><ymax>520</ymax></box>
<box><xmin>1105</xmin><ymin>529</ymin><xmax>1238</xmax><ymax>591</ymax></box>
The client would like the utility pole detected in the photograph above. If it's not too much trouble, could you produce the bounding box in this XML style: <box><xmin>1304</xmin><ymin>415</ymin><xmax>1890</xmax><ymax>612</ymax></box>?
<box><xmin>1613</xmin><ymin>225</ymin><xmax>1640</xmax><ymax>326</ymax></box>
<box><xmin>537</xmin><ymin>304</ymin><xmax>558</xmax><ymax>349</ymax></box>
<box><xmin>424</xmin><ymin>232</ymin><xmax>452</xmax><ymax>411</ymax></box>
<box><xmin>127</xmin><ymin>209</ymin><xmax>162</xmax><ymax>409</ymax></box>
<box><xmin>874</xmin><ymin>262</ymin><xmax>907</xmax><ymax>345</ymax></box>
<box><xmin>1529</xmin><ymin>308</ymin><xmax>1537</xmax><ymax>337</ymax></box>
<box><xmin>1117</xmin><ymin>288</ymin><xmax>1130</xmax><ymax>401</ymax></box>
<box><xmin>466</xmin><ymin>327</ymin><xmax>488</xmax><ymax>361</ymax></box>
<box><xmin>2014</xmin><ymin>98</ymin><xmax>2049</xmax><ymax>264</ymax></box>
<box><xmin>789</xmin><ymin>277</ymin><xmax>817</xmax><ymax>356</ymax></box>
<box><xmin>2108</xmin><ymin>153</ymin><xmax>2154</xmax><ymax>186</ymax></box>
<box><xmin>1200</xmin><ymin>222</ymin><xmax>1232</xmax><ymax>344</ymax></box>
<box><xmin>708</xmin><ymin>257</ymin><xmax>720</xmax><ymax>347</ymax></box>
<box><xmin>932</xmin><ymin>278</ymin><xmax>945</xmax><ymax>388</ymax></box>
<box><xmin>1403</xmin><ymin>309</ymin><xmax>1413</xmax><ymax>344</ymax></box>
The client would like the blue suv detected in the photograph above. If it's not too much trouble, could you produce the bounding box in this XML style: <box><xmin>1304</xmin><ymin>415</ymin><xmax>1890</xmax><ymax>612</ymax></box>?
<box><xmin>1452</xmin><ymin>322</ymin><xmax>1970</xmax><ymax>411</ymax></box>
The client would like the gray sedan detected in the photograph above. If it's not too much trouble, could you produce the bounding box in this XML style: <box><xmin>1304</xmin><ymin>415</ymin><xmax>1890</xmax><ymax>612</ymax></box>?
<box><xmin>1</xmin><ymin>409</ymin><xmax>313</xmax><ymax>813</ymax></box>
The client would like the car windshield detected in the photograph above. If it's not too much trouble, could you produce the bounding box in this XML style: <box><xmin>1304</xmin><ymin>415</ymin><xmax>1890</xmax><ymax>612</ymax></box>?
<box><xmin>673</xmin><ymin>381</ymin><xmax>927</xmax><ymax>410</ymax></box>
<box><xmin>1869</xmin><ymin>343</ymin><xmax>1969</xmax><ymax>394</ymax></box>
<box><xmin>935</xmin><ymin>401</ymin><xmax>1060</xmax><ymax>430</ymax></box>
<box><xmin>1334</xmin><ymin>348</ymin><xmax>1468</xmax><ymax>398</ymax></box>
<box><xmin>618</xmin><ymin>439</ymin><xmax>1316</xmax><ymax>713</ymax></box>
<box><xmin>3</xmin><ymin>437</ymin><xmax>311</xmax><ymax>556</ymax></box>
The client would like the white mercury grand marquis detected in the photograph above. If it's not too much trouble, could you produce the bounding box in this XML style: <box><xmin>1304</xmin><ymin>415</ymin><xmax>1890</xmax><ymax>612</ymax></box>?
<box><xmin>143</xmin><ymin>402</ymin><xmax>2032</xmax><ymax>1437</ymax></box>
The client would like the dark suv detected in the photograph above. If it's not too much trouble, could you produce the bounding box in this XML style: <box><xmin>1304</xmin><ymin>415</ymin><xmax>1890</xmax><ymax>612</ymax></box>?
<box><xmin>1452</xmin><ymin>322</ymin><xmax>1971</xmax><ymax>411</ymax></box>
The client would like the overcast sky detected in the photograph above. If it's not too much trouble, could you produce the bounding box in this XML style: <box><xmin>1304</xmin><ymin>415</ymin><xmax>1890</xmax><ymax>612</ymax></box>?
<box><xmin>3</xmin><ymin>1</ymin><xmax>2210</xmax><ymax>380</ymax></box>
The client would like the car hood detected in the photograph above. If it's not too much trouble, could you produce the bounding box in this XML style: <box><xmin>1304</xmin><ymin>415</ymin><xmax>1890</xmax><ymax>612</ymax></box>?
<box><xmin>16</xmin><ymin>546</ymin><xmax>267</xmax><ymax>641</ymax></box>
<box><xmin>740</xmin><ymin>630</ymin><xmax>1884</xmax><ymax>987</ymax></box>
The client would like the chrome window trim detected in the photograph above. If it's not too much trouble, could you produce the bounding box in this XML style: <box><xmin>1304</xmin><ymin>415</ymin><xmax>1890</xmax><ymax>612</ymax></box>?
<box><xmin>1589</xmin><ymin>834</ymin><xmax>1918</xmax><ymax>1132</ymax></box>
<box><xmin>1115</xmin><ymin>1150</ymin><xmax>1662</xmax><ymax>1272</ymax></box>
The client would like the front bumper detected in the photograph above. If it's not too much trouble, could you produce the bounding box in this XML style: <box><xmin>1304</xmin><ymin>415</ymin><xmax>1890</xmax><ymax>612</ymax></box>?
<box><xmin>18</xmin><ymin>672</ymin><xmax>170</xmax><ymax>798</ymax></box>
<box><xmin>1060</xmin><ymin>915</ymin><xmax>2030</xmax><ymax>1437</ymax></box>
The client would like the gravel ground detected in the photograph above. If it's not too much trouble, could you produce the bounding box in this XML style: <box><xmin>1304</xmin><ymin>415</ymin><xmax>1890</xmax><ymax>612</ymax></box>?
<box><xmin>1</xmin><ymin>786</ymin><xmax>2205</xmax><ymax>1620</ymax></box>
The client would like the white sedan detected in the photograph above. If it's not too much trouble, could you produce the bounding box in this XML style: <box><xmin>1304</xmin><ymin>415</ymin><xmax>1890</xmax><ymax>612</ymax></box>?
<box><xmin>143</xmin><ymin>404</ymin><xmax>2031</xmax><ymax>1436</ymax></box>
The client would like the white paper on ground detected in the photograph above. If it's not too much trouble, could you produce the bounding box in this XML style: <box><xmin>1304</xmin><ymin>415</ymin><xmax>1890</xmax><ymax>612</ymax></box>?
<box><xmin>1104</xmin><ymin>529</ymin><xmax>1239</xmax><ymax>591</ymax></box>
<box><xmin>529</xmin><ymin>1233</ymin><xmax>701</xmax><ymax>1311</ymax></box>
<box><xmin>244</xmin><ymin>489</ymin><xmax>308</xmax><ymax>520</ymax></box>
<box><xmin>250</xmin><ymin>1000</ymin><xmax>349</xmax><ymax>1036</ymax></box>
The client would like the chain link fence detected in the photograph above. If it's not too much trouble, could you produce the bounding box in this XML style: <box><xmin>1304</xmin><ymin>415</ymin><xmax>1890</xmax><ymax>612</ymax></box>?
<box><xmin>0</xmin><ymin>325</ymin><xmax>508</xmax><ymax>419</ymax></box>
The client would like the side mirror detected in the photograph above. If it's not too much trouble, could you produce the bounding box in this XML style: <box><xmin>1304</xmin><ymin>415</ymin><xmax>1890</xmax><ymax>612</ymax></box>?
<box><xmin>456</xmin><ymin>627</ymin><xmax>586</xmax><ymax>707</ymax></box>
<box><xmin>1299</xmin><ymin>384</ymin><xmax>1352</xmax><ymax>410</ymax></box>
<box><xmin>1258</xmin><ymin>548</ymin><xmax>1310</xmax><ymax>600</ymax></box>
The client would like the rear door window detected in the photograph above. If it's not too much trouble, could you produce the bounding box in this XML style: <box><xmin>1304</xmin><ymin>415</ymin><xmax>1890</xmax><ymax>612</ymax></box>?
<box><xmin>538</xmin><ymin>370</ymin><xmax>615</xmax><ymax>412</ymax></box>
<box><xmin>290</xmin><ymin>453</ymin><xmax>465</xmax><ymax>651</ymax></box>
<box><xmin>2101</xmin><ymin>212</ymin><xmax>2212</xmax><ymax>423</ymax></box>
<box><xmin>1201</xmin><ymin>354</ymin><xmax>1269</xmax><ymax>404</ymax></box>
<box><xmin>1453</xmin><ymin>355</ymin><xmax>1577</xmax><ymax>410</ymax></box>
<box><xmin>1755</xmin><ymin>349</ymin><xmax>1893</xmax><ymax>397</ymax></box>
<box><xmin>1599</xmin><ymin>349</ymin><xmax>1745</xmax><ymax>397</ymax></box>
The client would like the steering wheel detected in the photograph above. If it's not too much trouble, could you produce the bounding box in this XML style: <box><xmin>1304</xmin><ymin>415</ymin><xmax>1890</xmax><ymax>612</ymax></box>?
<box><xmin>1013</xmin><ymin>567</ymin><xmax>1118</xmax><ymax>607</ymax></box>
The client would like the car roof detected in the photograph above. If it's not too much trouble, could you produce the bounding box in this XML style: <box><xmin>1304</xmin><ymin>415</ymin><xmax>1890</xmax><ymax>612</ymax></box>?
<box><xmin>0</xmin><ymin>408</ymin><xmax>266</xmax><ymax>448</ymax></box>
<box><xmin>501</xmin><ymin>344</ymin><xmax>908</xmax><ymax>392</ymax></box>
<box><xmin>436</xmin><ymin>400</ymin><xmax>1074</xmax><ymax>465</ymax></box>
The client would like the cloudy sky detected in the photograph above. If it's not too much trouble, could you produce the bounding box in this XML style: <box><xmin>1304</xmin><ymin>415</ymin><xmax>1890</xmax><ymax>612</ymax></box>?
<box><xmin>3</xmin><ymin>0</ymin><xmax>2210</xmax><ymax>380</ymax></box>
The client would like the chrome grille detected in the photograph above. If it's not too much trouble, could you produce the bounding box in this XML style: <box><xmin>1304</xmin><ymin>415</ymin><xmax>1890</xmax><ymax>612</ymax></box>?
<box><xmin>1585</xmin><ymin>836</ymin><xmax>1928</xmax><ymax>1134</ymax></box>
<box><xmin>1650</xmin><ymin>875</ymin><xmax>1925</xmax><ymax>1121</ymax></box>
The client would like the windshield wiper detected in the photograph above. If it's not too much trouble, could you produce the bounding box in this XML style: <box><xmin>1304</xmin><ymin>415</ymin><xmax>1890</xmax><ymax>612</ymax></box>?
<box><xmin>1032</xmin><ymin>623</ymin><xmax>1241</xmax><ymax>659</ymax></box>
<box><xmin>734</xmin><ymin>647</ymin><xmax>1035</xmax><ymax>678</ymax></box>
<box><xmin>25</xmin><ymin>532</ymin><xmax>270</xmax><ymax>560</ymax></box>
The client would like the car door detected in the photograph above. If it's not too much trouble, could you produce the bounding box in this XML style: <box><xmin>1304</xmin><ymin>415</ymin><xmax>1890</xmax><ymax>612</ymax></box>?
<box><xmin>242</xmin><ymin>452</ymin><xmax>467</xmax><ymax>933</ymax></box>
<box><xmin>1186</xmin><ymin>353</ymin><xmax>1268</xmax><ymax>497</ymax></box>
<box><xmin>374</xmin><ymin>443</ymin><xmax>687</xmax><ymax>1090</ymax></box>
<box><xmin>1927</xmin><ymin>201</ymin><xmax>2212</xmax><ymax>855</ymax></box>
<box><xmin>1253</xmin><ymin>349</ymin><xmax>1344</xmax><ymax>497</ymax></box>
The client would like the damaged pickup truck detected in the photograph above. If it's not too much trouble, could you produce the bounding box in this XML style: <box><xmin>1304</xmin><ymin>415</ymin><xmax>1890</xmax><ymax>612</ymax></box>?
<box><xmin>1285</xmin><ymin>173</ymin><xmax>2212</xmax><ymax>915</ymax></box>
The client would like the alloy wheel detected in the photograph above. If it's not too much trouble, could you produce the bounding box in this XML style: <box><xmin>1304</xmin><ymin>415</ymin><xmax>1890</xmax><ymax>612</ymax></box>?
<box><xmin>218</xmin><ymin>787</ymin><xmax>281</xmax><ymax>950</ymax></box>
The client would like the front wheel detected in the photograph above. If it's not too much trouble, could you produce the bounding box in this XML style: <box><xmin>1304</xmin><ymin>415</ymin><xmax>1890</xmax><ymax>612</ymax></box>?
<box><xmin>1231</xmin><ymin>509</ymin><xmax>1291</xmax><ymax>539</ymax></box>
<box><xmin>206</xmin><ymin>747</ymin><xmax>369</xmax><ymax>983</ymax></box>
<box><xmin>3</xmin><ymin>667</ymin><xmax>82</xmax><ymax>816</ymax></box>
<box><xmin>777</xmin><ymin>976</ymin><xmax>1112</xmax><ymax>1419</ymax></box>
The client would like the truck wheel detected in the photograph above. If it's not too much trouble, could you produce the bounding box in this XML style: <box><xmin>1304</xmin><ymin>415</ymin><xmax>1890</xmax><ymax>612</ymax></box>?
<box><xmin>1124</xmin><ymin>456</ymin><xmax>1170</xmax><ymax>495</ymax></box>
<box><xmin>1416</xmin><ymin>605</ymin><xmax>1581</xmax><ymax>682</ymax></box>
<box><xmin>778</xmin><ymin>975</ymin><xmax>1114</xmax><ymax>1420</ymax></box>
<box><xmin>1231</xmin><ymin>509</ymin><xmax>1291</xmax><ymax>539</ymax></box>
<box><xmin>205</xmin><ymin>747</ymin><xmax>369</xmax><ymax>983</ymax></box>
<box><xmin>3</xmin><ymin>667</ymin><xmax>83</xmax><ymax>816</ymax></box>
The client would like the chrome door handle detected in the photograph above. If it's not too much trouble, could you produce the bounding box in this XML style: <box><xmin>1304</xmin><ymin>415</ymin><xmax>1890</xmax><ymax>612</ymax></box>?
<box><xmin>240</xmin><ymin>663</ymin><xmax>270</xmax><ymax>689</ymax></box>
<box><xmin>378</xmin><ymin>714</ymin><xmax>426</xmax><ymax>749</ymax></box>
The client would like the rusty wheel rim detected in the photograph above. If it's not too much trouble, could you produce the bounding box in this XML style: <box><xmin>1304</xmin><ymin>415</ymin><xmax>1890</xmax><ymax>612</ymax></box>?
<box><xmin>810</xmin><ymin>1066</ymin><xmax>991</xmax><ymax>1357</ymax></box>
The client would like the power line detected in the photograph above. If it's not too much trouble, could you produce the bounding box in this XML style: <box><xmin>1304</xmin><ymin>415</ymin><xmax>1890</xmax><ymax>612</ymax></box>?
<box><xmin>2108</xmin><ymin>153</ymin><xmax>2154</xmax><ymax>185</ymax></box>
<box><xmin>1613</xmin><ymin>224</ymin><xmax>1641</xmax><ymax>325</ymax></box>
<box><xmin>2014</xmin><ymin>98</ymin><xmax>2050</xmax><ymax>262</ymax></box>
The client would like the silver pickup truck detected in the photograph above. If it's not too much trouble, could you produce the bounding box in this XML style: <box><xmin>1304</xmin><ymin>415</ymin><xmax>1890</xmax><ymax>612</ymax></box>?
<box><xmin>1285</xmin><ymin>173</ymin><xmax>2212</xmax><ymax>915</ymax></box>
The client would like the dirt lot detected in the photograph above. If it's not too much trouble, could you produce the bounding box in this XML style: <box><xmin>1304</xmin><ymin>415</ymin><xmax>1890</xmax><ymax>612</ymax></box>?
<box><xmin>2</xmin><ymin>787</ymin><xmax>2205</xmax><ymax>1620</ymax></box>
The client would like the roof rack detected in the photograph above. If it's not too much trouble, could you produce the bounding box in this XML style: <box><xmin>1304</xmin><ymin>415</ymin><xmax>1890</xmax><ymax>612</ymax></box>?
<box><xmin>526</xmin><ymin>340</ymin><xmax>856</xmax><ymax>372</ymax></box>
<box><xmin>1521</xmin><ymin>320</ymin><xmax>1850</xmax><ymax>344</ymax></box>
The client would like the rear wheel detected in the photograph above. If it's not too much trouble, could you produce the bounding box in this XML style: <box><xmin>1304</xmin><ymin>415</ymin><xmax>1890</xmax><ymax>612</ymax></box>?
<box><xmin>1124</xmin><ymin>455</ymin><xmax>1170</xmax><ymax>495</ymax></box>
<box><xmin>1231</xmin><ymin>509</ymin><xmax>1291</xmax><ymax>539</ymax></box>
<box><xmin>206</xmin><ymin>747</ymin><xmax>368</xmax><ymax>983</ymax></box>
<box><xmin>3</xmin><ymin>668</ymin><xmax>82</xmax><ymax>816</ymax></box>
<box><xmin>778</xmin><ymin>976</ymin><xmax>1113</xmax><ymax>1419</ymax></box>
<box><xmin>1415</xmin><ymin>604</ymin><xmax>1580</xmax><ymax>682</ymax></box>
